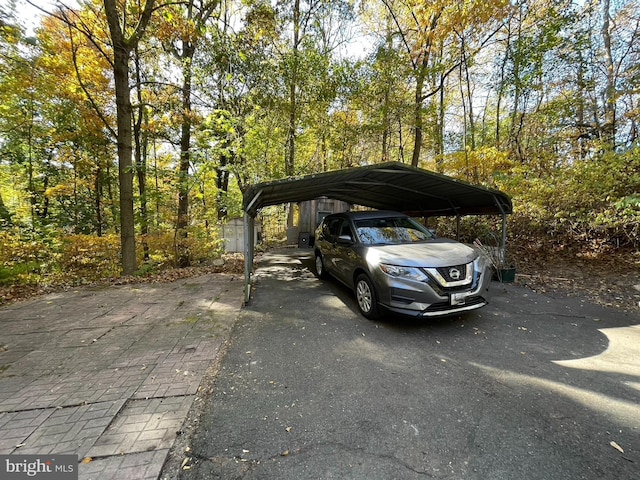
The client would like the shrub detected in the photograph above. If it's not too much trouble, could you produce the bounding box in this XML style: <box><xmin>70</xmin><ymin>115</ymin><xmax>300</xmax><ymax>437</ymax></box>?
<box><xmin>58</xmin><ymin>234</ymin><xmax>121</xmax><ymax>280</ymax></box>
<box><xmin>0</xmin><ymin>228</ymin><xmax>54</xmax><ymax>285</ymax></box>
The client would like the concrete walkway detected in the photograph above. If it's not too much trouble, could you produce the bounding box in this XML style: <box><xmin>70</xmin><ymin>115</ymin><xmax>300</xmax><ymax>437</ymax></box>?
<box><xmin>0</xmin><ymin>273</ymin><xmax>244</xmax><ymax>479</ymax></box>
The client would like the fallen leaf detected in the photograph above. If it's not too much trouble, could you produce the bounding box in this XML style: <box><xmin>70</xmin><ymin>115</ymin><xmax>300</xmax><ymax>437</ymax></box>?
<box><xmin>81</xmin><ymin>457</ymin><xmax>92</xmax><ymax>464</ymax></box>
<box><xmin>610</xmin><ymin>441</ymin><xmax>624</xmax><ymax>453</ymax></box>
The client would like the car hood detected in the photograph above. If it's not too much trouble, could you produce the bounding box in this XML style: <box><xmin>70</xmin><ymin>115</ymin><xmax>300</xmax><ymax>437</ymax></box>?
<box><xmin>364</xmin><ymin>239</ymin><xmax>477</xmax><ymax>268</ymax></box>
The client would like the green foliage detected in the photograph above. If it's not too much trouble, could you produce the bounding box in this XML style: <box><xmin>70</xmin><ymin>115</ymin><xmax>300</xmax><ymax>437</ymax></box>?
<box><xmin>496</xmin><ymin>147</ymin><xmax>640</xmax><ymax>251</ymax></box>
<box><xmin>57</xmin><ymin>234</ymin><xmax>121</xmax><ymax>280</ymax></box>
<box><xmin>0</xmin><ymin>261</ymin><xmax>42</xmax><ymax>286</ymax></box>
<box><xmin>142</xmin><ymin>227</ymin><xmax>225</xmax><ymax>268</ymax></box>
<box><xmin>0</xmin><ymin>228</ymin><xmax>54</xmax><ymax>285</ymax></box>
<box><xmin>0</xmin><ymin>227</ymin><xmax>226</xmax><ymax>291</ymax></box>
<box><xmin>1</xmin><ymin>0</ymin><xmax>639</xmax><ymax>292</ymax></box>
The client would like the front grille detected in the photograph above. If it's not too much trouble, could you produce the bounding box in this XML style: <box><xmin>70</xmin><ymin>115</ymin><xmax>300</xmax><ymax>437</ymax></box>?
<box><xmin>436</xmin><ymin>264</ymin><xmax>467</xmax><ymax>283</ymax></box>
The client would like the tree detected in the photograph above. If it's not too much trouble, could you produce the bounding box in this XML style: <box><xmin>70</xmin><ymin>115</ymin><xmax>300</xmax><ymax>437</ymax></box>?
<box><xmin>0</xmin><ymin>5</ymin><xmax>45</xmax><ymax>226</ymax></box>
<box><xmin>601</xmin><ymin>0</ymin><xmax>616</xmax><ymax>146</ymax></box>
<box><xmin>55</xmin><ymin>0</ymin><xmax>156</xmax><ymax>273</ymax></box>
<box><xmin>157</xmin><ymin>0</ymin><xmax>219</xmax><ymax>267</ymax></box>
<box><xmin>378</xmin><ymin>0</ymin><xmax>507</xmax><ymax>167</ymax></box>
<box><xmin>102</xmin><ymin>0</ymin><xmax>155</xmax><ymax>274</ymax></box>
<box><xmin>41</xmin><ymin>12</ymin><xmax>116</xmax><ymax>234</ymax></box>
<box><xmin>275</xmin><ymin>0</ymin><xmax>355</xmax><ymax>224</ymax></box>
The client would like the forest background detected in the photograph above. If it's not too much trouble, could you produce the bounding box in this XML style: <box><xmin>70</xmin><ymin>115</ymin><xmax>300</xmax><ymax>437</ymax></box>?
<box><xmin>0</xmin><ymin>0</ymin><xmax>639</xmax><ymax>305</ymax></box>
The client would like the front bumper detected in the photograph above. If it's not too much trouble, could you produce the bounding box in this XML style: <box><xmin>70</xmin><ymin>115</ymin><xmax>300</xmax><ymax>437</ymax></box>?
<box><xmin>383</xmin><ymin>295</ymin><xmax>488</xmax><ymax>317</ymax></box>
<box><xmin>372</xmin><ymin>260</ymin><xmax>492</xmax><ymax>318</ymax></box>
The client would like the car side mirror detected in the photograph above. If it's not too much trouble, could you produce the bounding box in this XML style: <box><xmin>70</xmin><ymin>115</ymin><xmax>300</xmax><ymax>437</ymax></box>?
<box><xmin>337</xmin><ymin>234</ymin><xmax>354</xmax><ymax>245</ymax></box>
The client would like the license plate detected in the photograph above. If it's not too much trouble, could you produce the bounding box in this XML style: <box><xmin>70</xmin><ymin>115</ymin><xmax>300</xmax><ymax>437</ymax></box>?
<box><xmin>451</xmin><ymin>293</ymin><xmax>466</xmax><ymax>305</ymax></box>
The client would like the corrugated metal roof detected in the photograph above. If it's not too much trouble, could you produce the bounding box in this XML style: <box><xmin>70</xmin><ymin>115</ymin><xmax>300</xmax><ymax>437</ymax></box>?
<box><xmin>243</xmin><ymin>162</ymin><xmax>512</xmax><ymax>217</ymax></box>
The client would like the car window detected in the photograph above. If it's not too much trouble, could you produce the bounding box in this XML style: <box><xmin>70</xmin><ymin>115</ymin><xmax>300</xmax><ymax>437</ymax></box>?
<box><xmin>339</xmin><ymin>221</ymin><xmax>353</xmax><ymax>239</ymax></box>
<box><xmin>354</xmin><ymin>217</ymin><xmax>434</xmax><ymax>245</ymax></box>
<box><xmin>325</xmin><ymin>218</ymin><xmax>343</xmax><ymax>238</ymax></box>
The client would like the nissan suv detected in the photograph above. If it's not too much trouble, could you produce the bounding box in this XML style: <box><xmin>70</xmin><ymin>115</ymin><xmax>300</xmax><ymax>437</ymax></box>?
<box><xmin>313</xmin><ymin>210</ymin><xmax>491</xmax><ymax>319</ymax></box>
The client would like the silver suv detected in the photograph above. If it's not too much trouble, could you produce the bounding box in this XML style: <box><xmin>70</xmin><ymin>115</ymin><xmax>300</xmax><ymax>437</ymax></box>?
<box><xmin>313</xmin><ymin>210</ymin><xmax>491</xmax><ymax>319</ymax></box>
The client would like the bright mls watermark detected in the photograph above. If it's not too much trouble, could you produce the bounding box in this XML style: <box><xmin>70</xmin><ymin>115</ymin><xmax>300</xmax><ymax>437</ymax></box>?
<box><xmin>1</xmin><ymin>455</ymin><xmax>77</xmax><ymax>480</ymax></box>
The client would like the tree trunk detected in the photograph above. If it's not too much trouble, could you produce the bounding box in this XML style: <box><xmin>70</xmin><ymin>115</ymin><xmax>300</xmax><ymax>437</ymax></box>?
<box><xmin>112</xmin><ymin>44</ymin><xmax>137</xmax><ymax>275</ymax></box>
<box><xmin>435</xmin><ymin>71</ymin><xmax>444</xmax><ymax>172</ymax></box>
<box><xmin>601</xmin><ymin>0</ymin><xmax>616</xmax><ymax>147</ymax></box>
<box><xmin>381</xmin><ymin>22</ymin><xmax>393</xmax><ymax>163</ymax></box>
<box><xmin>495</xmin><ymin>21</ymin><xmax>511</xmax><ymax>148</ymax></box>
<box><xmin>172</xmin><ymin>0</ymin><xmax>220</xmax><ymax>266</ymax></box>
<box><xmin>411</xmin><ymin>68</ymin><xmax>425</xmax><ymax>167</ymax></box>
<box><xmin>381</xmin><ymin>89</ymin><xmax>389</xmax><ymax>163</ymax></box>
<box><xmin>216</xmin><ymin>152</ymin><xmax>230</xmax><ymax>220</ymax></box>
<box><xmin>284</xmin><ymin>0</ymin><xmax>301</xmax><ymax>228</ymax></box>
<box><xmin>103</xmin><ymin>0</ymin><xmax>155</xmax><ymax>276</ymax></box>
<box><xmin>106</xmin><ymin>162</ymin><xmax>118</xmax><ymax>233</ymax></box>
<box><xmin>94</xmin><ymin>164</ymin><xmax>103</xmax><ymax>236</ymax></box>
<box><xmin>134</xmin><ymin>48</ymin><xmax>149</xmax><ymax>261</ymax></box>
<box><xmin>462</xmin><ymin>39</ymin><xmax>475</xmax><ymax>152</ymax></box>
<box><xmin>0</xmin><ymin>193</ymin><xmax>12</xmax><ymax>225</ymax></box>
<box><xmin>177</xmin><ymin>43</ymin><xmax>195</xmax><ymax>268</ymax></box>
<box><xmin>575</xmin><ymin>50</ymin><xmax>588</xmax><ymax>160</ymax></box>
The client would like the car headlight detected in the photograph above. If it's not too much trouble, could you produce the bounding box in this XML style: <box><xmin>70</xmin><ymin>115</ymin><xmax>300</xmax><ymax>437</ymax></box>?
<box><xmin>379</xmin><ymin>264</ymin><xmax>428</xmax><ymax>282</ymax></box>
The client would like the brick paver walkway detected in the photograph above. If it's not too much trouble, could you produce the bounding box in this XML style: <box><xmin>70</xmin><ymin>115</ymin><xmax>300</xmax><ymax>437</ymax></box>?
<box><xmin>0</xmin><ymin>274</ymin><xmax>243</xmax><ymax>479</ymax></box>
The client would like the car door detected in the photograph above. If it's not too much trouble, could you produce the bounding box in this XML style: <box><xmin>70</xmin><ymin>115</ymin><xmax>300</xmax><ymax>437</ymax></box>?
<box><xmin>321</xmin><ymin>217</ymin><xmax>343</xmax><ymax>274</ymax></box>
<box><xmin>333</xmin><ymin>219</ymin><xmax>357</xmax><ymax>285</ymax></box>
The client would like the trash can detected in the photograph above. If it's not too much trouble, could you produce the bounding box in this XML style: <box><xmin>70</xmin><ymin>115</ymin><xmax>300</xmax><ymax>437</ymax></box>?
<box><xmin>298</xmin><ymin>232</ymin><xmax>311</xmax><ymax>248</ymax></box>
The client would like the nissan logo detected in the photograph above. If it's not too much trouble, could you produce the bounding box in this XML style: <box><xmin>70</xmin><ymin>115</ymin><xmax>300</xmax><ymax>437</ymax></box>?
<box><xmin>449</xmin><ymin>268</ymin><xmax>461</xmax><ymax>280</ymax></box>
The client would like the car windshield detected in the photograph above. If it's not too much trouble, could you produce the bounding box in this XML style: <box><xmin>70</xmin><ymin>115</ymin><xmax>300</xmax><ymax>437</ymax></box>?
<box><xmin>354</xmin><ymin>217</ymin><xmax>435</xmax><ymax>245</ymax></box>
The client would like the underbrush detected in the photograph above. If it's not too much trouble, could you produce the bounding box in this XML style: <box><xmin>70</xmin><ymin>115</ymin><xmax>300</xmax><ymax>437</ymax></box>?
<box><xmin>0</xmin><ymin>228</ymin><xmax>231</xmax><ymax>304</ymax></box>
<box><xmin>1</xmin><ymin>208</ymin><xmax>638</xmax><ymax>307</ymax></box>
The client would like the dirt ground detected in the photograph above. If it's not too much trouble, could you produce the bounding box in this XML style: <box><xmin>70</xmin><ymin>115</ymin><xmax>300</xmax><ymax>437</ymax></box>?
<box><xmin>513</xmin><ymin>249</ymin><xmax>640</xmax><ymax>313</ymax></box>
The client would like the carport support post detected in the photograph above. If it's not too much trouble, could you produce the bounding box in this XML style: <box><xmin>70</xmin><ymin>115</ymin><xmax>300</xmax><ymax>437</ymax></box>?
<box><xmin>501</xmin><ymin>212</ymin><xmax>508</xmax><ymax>264</ymax></box>
<box><xmin>492</xmin><ymin>194</ymin><xmax>509</xmax><ymax>265</ymax></box>
<box><xmin>244</xmin><ymin>212</ymin><xmax>255</xmax><ymax>304</ymax></box>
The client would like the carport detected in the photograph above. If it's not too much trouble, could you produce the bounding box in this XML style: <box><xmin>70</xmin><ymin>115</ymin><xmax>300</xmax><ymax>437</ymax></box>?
<box><xmin>242</xmin><ymin>162</ymin><xmax>513</xmax><ymax>303</ymax></box>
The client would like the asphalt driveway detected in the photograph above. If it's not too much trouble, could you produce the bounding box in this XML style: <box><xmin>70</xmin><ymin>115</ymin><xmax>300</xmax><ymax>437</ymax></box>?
<box><xmin>181</xmin><ymin>248</ymin><xmax>640</xmax><ymax>480</ymax></box>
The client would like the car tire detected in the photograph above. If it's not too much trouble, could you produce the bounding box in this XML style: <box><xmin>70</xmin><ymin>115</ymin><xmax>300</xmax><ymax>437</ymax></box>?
<box><xmin>355</xmin><ymin>273</ymin><xmax>380</xmax><ymax>320</ymax></box>
<box><xmin>315</xmin><ymin>252</ymin><xmax>328</xmax><ymax>279</ymax></box>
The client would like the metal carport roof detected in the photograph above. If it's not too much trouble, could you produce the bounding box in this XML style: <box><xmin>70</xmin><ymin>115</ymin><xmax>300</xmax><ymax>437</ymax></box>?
<box><xmin>243</xmin><ymin>162</ymin><xmax>512</xmax><ymax>217</ymax></box>
<box><xmin>241</xmin><ymin>162</ymin><xmax>512</xmax><ymax>303</ymax></box>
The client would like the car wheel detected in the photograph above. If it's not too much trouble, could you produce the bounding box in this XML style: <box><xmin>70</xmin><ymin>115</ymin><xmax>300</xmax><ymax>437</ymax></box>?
<box><xmin>355</xmin><ymin>273</ymin><xmax>380</xmax><ymax>320</ymax></box>
<box><xmin>315</xmin><ymin>253</ymin><xmax>328</xmax><ymax>279</ymax></box>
